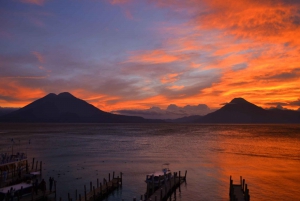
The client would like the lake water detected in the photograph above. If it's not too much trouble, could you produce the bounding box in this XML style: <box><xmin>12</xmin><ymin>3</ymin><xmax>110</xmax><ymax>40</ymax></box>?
<box><xmin>0</xmin><ymin>123</ymin><xmax>299</xmax><ymax>201</ymax></box>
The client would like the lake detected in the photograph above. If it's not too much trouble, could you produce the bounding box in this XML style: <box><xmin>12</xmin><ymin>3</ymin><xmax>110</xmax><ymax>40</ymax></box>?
<box><xmin>0</xmin><ymin>123</ymin><xmax>299</xmax><ymax>201</ymax></box>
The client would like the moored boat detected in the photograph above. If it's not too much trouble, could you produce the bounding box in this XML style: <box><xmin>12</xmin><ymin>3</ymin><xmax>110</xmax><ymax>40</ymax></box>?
<box><xmin>145</xmin><ymin>163</ymin><xmax>172</xmax><ymax>187</ymax></box>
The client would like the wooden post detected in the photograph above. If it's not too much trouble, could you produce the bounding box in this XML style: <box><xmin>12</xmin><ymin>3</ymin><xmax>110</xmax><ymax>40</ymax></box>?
<box><xmin>229</xmin><ymin>176</ymin><xmax>232</xmax><ymax>196</ymax></box>
<box><xmin>184</xmin><ymin>170</ymin><xmax>187</xmax><ymax>181</ymax></box>
<box><xmin>179</xmin><ymin>175</ymin><xmax>181</xmax><ymax>193</ymax></box>
<box><xmin>31</xmin><ymin>187</ymin><xmax>34</xmax><ymax>201</ymax></box>
<box><xmin>169</xmin><ymin>177</ymin><xmax>171</xmax><ymax>191</ymax></box>
<box><xmin>109</xmin><ymin>173</ymin><xmax>110</xmax><ymax>182</ymax></box>
<box><xmin>60</xmin><ymin>197</ymin><xmax>62</xmax><ymax>201</ymax></box>
<box><xmin>242</xmin><ymin>179</ymin><xmax>245</xmax><ymax>193</ymax></box>
<box><xmin>93</xmin><ymin>186</ymin><xmax>96</xmax><ymax>201</ymax></box>
<box><xmin>147</xmin><ymin>182</ymin><xmax>150</xmax><ymax>197</ymax></box>
<box><xmin>31</xmin><ymin>158</ymin><xmax>35</xmax><ymax>170</ymax></box>
<box><xmin>174</xmin><ymin>172</ymin><xmax>176</xmax><ymax>186</ymax></box>
<box><xmin>40</xmin><ymin>161</ymin><xmax>42</xmax><ymax>176</ymax></box>
<box><xmin>84</xmin><ymin>185</ymin><xmax>87</xmax><ymax>201</ymax></box>
<box><xmin>100</xmin><ymin>183</ymin><xmax>102</xmax><ymax>196</ymax></box>
<box><xmin>68</xmin><ymin>192</ymin><xmax>70</xmax><ymax>201</ymax></box>
<box><xmin>90</xmin><ymin>181</ymin><xmax>92</xmax><ymax>192</ymax></box>
<box><xmin>26</xmin><ymin>160</ymin><xmax>28</xmax><ymax>173</ymax></box>
<box><xmin>120</xmin><ymin>172</ymin><xmax>123</xmax><ymax>186</ymax></box>
<box><xmin>55</xmin><ymin>181</ymin><xmax>57</xmax><ymax>201</ymax></box>
<box><xmin>35</xmin><ymin>161</ymin><xmax>38</xmax><ymax>171</ymax></box>
<box><xmin>79</xmin><ymin>194</ymin><xmax>81</xmax><ymax>201</ymax></box>
<box><xmin>151</xmin><ymin>174</ymin><xmax>154</xmax><ymax>194</ymax></box>
<box><xmin>97</xmin><ymin>178</ymin><xmax>99</xmax><ymax>188</ymax></box>
<box><xmin>164</xmin><ymin>182</ymin><xmax>167</xmax><ymax>198</ymax></box>
<box><xmin>245</xmin><ymin>184</ymin><xmax>249</xmax><ymax>201</ymax></box>
<box><xmin>75</xmin><ymin>189</ymin><xmax>78</xmax><ymax>200</ymax></box>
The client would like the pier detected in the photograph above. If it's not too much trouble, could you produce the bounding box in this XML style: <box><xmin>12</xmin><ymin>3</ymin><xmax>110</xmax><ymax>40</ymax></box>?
<box><xmin>229</xmin><ymin>176</ymin><xmax>250</xmax><ymax>201</ymax></box>
<box><xmin>0</xmin><ymin>156</ymin><xmax>57</xmax><ymax>201</ymax></box>
<box><xmin>67</xmin><ymin>172</ymin><xmax>122</xmax><ymax>201</ymax></box>
<box><xmin>142</xmin><ymin>170</ymin><xmax>186</xmax><ymax>201</ymax></box>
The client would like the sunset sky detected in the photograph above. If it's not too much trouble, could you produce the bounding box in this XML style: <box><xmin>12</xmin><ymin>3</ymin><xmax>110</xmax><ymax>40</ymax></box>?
<box><xmin>1</xmin><ymin>0</ymin><xmax>300</xmax><ymax>117</ymax></box>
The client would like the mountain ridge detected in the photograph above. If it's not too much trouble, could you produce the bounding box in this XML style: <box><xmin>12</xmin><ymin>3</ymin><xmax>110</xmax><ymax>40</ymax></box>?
<box><xmin>1</xmin><ymin>94</ymin><xmax>299</xmax><ymax>123</ymax></box>
<box><xmin>0</xmin><ymin>92</ymin><xmax>164</xmax><ymax>123</ymax></box>
<box><xmin>192</xmin><ymin>97</ymin><xmax>300</xmax><ymax>123</ymax></box>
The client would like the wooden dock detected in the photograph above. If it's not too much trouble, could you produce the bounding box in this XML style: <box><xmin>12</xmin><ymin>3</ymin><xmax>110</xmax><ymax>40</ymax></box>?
<box><xmin>18</xmin><ymin>189</ymin><xmax>56</xmax><ymax>201</ymax></box>
<box><xmin>0</xmin><ymin>157</ymin><xmax>56</xmax><ymax>201</ymax></box>
<box><xmin>229</xmin><ymin>176</ymin><xmax>250</xmax><ymax>201</ymax></box>
<box><xmin>144</xmin><ymin>170</ymin><xmax>186</xmax><ymax>201</ymax></box>
<box><xmin>70</xmin><ymin>172</ymin><xmax>122</xmax><ymax>201</ymax></box>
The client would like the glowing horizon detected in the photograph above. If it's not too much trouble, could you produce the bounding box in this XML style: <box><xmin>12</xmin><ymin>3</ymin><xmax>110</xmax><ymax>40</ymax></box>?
<box><xmin>1</xmin><ymin>0</ymin><xmax>300</xmax><ymax>113</ymax></box>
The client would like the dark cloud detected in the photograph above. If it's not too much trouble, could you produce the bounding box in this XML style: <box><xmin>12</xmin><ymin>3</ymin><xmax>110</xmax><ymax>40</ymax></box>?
<box><xmin>289</xmin><ymin>99</ymin><xmax>300</xmax><ymax>106</ymax></box>
<box><xmin>232</xmin><ymin>63</ymin><xmax>248</xmax><ymax>71</ymax></box>
<box><xmin>258</xmin><ymin>68</ymin><xmax>300</xmax><ymax>81</ymax></box>
<box><xmin>265</xmin><ymin>102</ymin><xmax>289</xmax><ymax>106</ymax></box>
<box><xmin>265</xmin><ymin>99</ymin><xmax>300</xmax><ymax>110</ymax></box>
<box><xmin>228</xmin><ymin>81</ymin><xmax>250</xmax><ymax>86</ymax></box>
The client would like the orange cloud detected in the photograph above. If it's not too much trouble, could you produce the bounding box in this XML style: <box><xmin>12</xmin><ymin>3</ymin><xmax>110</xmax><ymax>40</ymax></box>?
<box><xmin>32</xmin><ymin>51</ymin><xmax>45</xmax><ymax>63</ymax></box>
<box><xmin>109</xmin><ymin>0</ymin><xmax>131</xmax><ymax>5</ymax></box>
<box><xmin>199</xmin><ymin>0</ymin><xmax>300</xmax><ymax>45</ymax></box>
<box><xmin>167</xmin><ymin>85</ymin><xmax>184</xmax><ymax>90</ymax></box>
<box><xmin>152</xmin><ymin>0</ymin><xmax>300</xmax><ymax>110</ymax></box>
<box><xmin>160</xmin><ymin>73</ymin><xmax>180</xmax><ymax>84</ymax></box>
<box><xmin>0</xmin><ymin>79</ymin><xmax>46</xmax><ymax>107</ymax></box>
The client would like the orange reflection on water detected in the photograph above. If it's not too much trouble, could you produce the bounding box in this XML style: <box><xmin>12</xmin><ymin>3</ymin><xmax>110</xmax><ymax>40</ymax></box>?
<box><xmin>213</xmin><ymin>128</ymin><xmax>300</xmax><ymax>201</ymax></box>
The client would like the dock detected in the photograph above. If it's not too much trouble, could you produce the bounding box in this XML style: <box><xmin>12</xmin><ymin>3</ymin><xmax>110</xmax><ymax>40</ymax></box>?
<box><xmin>68</xmin><ymin>172</ymin><xmax>122</xmax><ymax>201</ymax></box>
<box><xmin>0</xmin><ymin>156</ymin><xmax>57</xmax><ymax>201</ymax></box>
<box><xmin>229</xmin><ymin>176</ymin><xmax>250</xmax><ymax>201</ymax></box>
<box><xmin>143</xmin><ymin>170</ymin><xmax>186</xmax><ymax>201</ymax></box>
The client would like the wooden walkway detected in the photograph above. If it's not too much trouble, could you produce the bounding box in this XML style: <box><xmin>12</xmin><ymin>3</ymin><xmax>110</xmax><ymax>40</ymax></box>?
<box><xmin>72</xmin><ymin>172</ymin><xmax>122</xmax><ymax>201</ymax></box>
<box><xmin>145</xmin><ymin>171</ymin><xmax>186</xmax><ymax>201</ymax></box>
<box><xmin>229</xmin><ymin>176</ymin><xmax>250</xmax><ymax>201</ymax></box>
<box><xmin>19</xmin><ymin>190</ymin><xmax>56</xmax><ymax>201</ymax></box>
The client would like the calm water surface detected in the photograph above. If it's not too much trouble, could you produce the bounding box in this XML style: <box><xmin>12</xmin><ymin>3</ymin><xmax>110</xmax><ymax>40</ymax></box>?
<box><xmin>0</xmin><ymin>123</ymin><xmax>299</xmax><ymax>201</ymax></box>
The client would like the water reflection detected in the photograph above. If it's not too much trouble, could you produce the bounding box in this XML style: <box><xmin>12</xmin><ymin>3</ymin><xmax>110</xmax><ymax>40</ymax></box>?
<box><xmin>0</xmin><ymin>124</ymin><xmax>299</xmax><ymax>201</ymax></box>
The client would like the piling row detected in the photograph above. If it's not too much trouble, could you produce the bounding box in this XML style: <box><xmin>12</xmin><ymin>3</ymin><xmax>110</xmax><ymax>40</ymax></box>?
<box><xmin>66</xmin><ymin>172</ymin><xmax>122</xmax><ymax>201</ymax></box>
<box><xmin>229</xmin><ymin>176</ymin><xmax>250</xmax><ymax>201</ymax></box>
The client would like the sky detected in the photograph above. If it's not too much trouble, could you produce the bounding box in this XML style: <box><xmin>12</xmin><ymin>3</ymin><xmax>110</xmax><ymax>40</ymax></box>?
<box><xmin>1</xmin><ymin>0</ymin><xmax>300</xmax><ymax>118</ymax></box>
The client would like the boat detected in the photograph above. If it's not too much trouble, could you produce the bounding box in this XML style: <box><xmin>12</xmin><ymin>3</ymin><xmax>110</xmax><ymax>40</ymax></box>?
<box><xmin>145</xmin><ymin>163</ymin><xmax>172</xmax><ymax>187</ymax></box>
